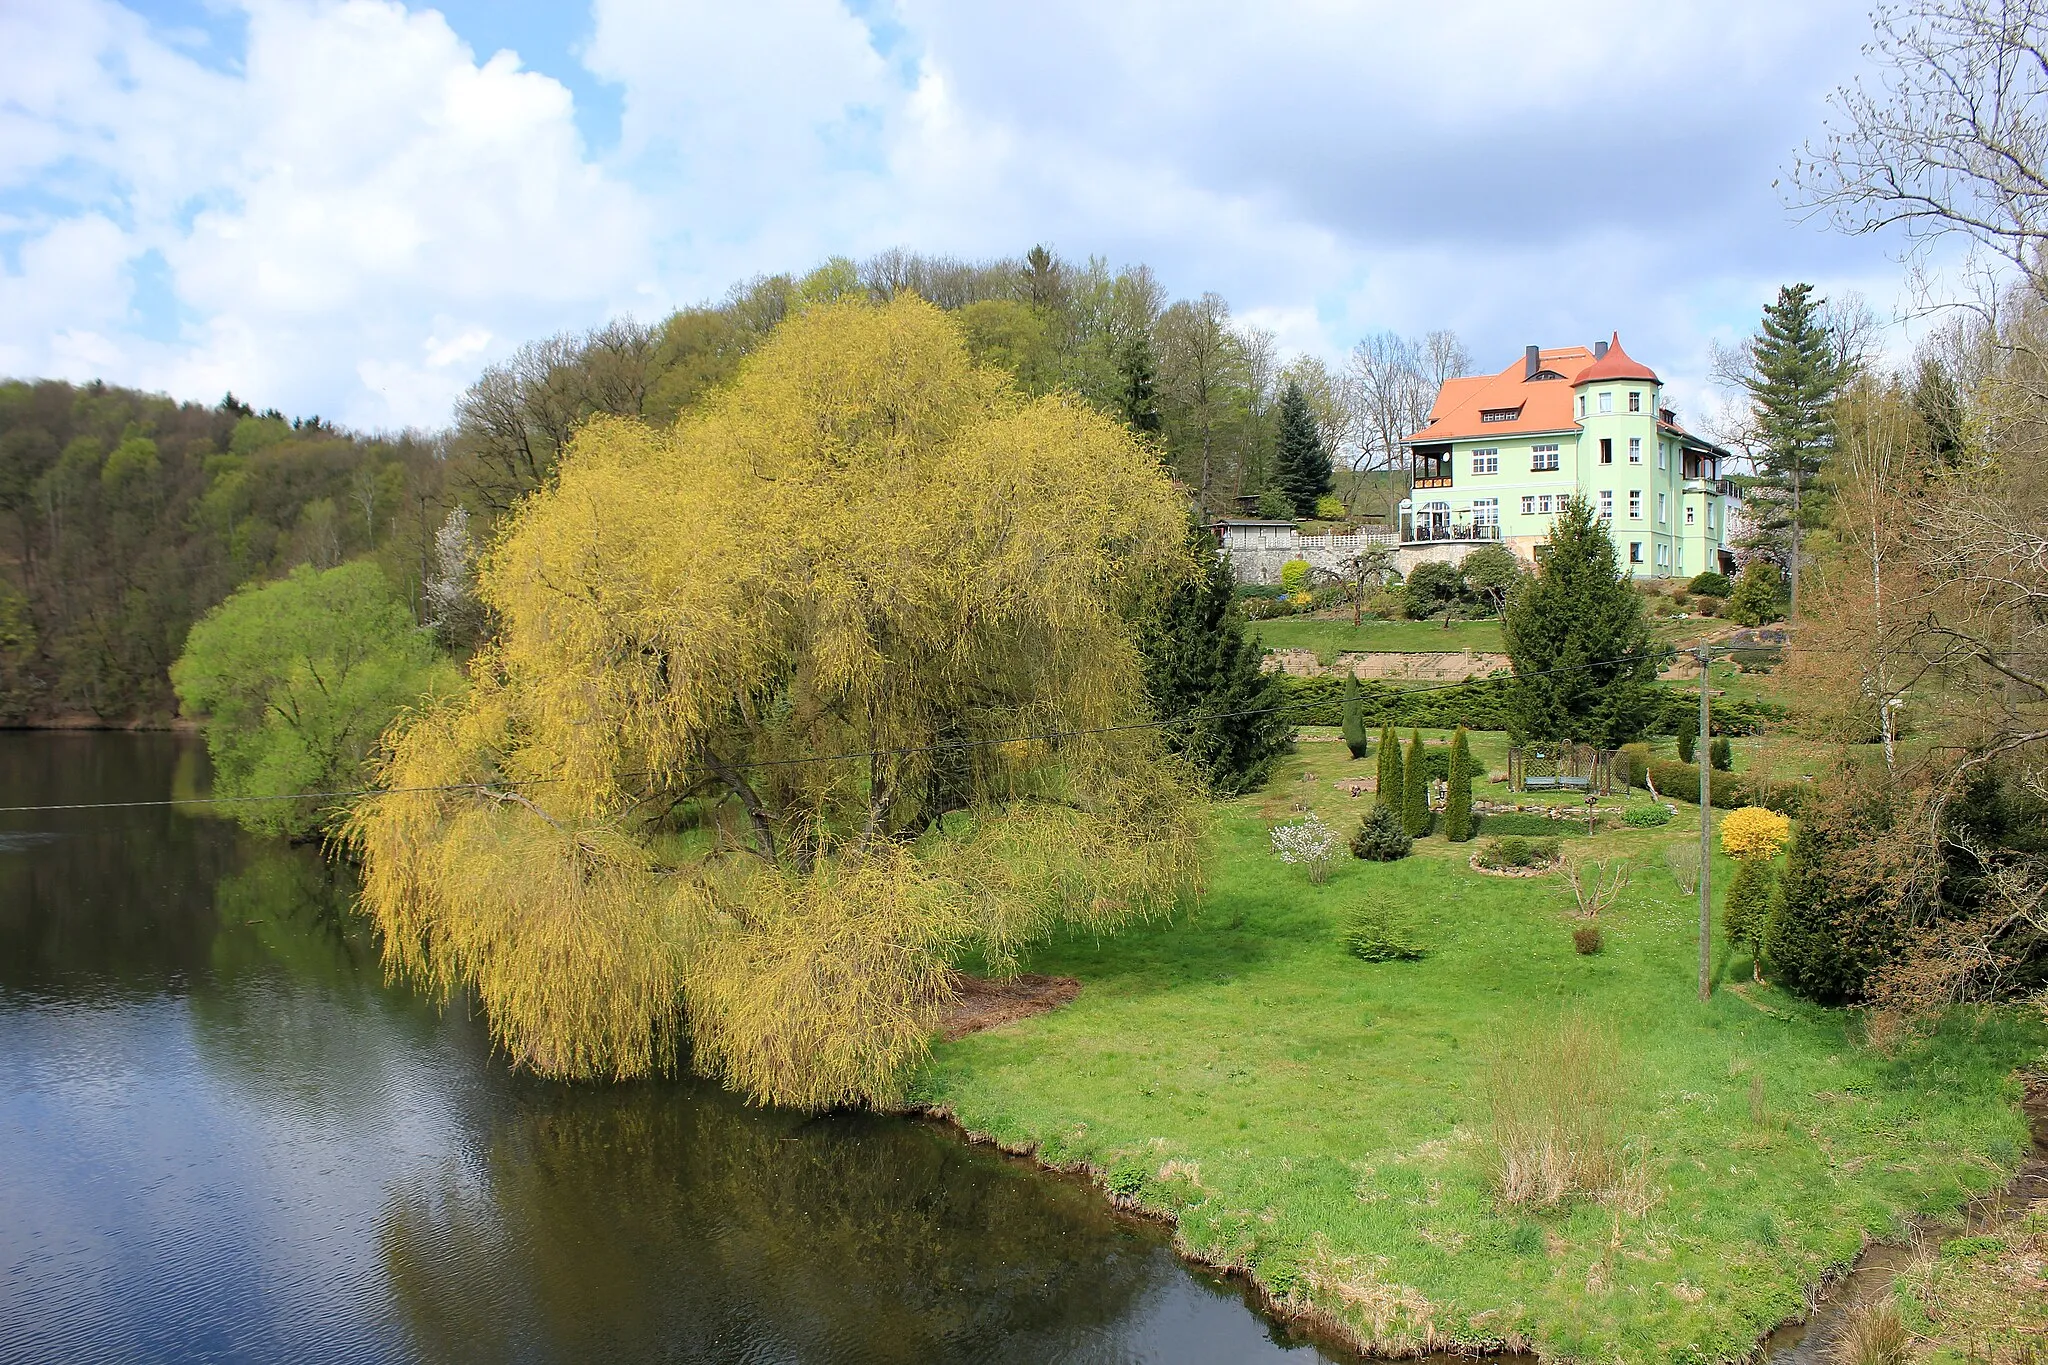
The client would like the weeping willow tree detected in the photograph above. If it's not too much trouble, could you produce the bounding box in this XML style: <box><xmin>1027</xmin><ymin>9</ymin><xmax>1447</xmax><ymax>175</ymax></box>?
<box><xmin>348</xmin><ymin>297</ymin><xmax>1205</xmax><ymax>1108</ymax></box>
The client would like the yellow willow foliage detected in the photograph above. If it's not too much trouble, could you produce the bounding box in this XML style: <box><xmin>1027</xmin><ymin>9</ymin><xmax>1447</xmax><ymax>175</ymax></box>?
<box><xmin>1720</xmin><ymin>806</ymin><xmax>1791</xmax><ymax>863</ymax></box>
<box><xmin>349</xmin><ymin>296</ymin><xmax>1205</xmax><ymax>1106</ymax></box>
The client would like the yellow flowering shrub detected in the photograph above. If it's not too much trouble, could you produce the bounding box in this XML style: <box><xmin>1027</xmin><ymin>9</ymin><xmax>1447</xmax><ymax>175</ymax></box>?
<box><xmin>1720</xmin><ymin>805</ymin><xmax>1791</xmax><ymax>862</ymax></box>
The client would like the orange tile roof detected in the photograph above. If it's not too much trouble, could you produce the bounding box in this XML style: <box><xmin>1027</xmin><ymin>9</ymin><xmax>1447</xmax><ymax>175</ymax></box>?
<box><xmin>1403</xmin><ymin>346</ymin><xmax>1594</xmax><ymax>444</ymax></box>
<box><xmin>1572</xmin><ymin>332</ymin><xmax>1659</xmax><ymax>386</ymax></box>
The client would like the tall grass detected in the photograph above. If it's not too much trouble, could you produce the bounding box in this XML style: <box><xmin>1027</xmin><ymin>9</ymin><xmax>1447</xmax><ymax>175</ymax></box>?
<box><xmin>1486</xmin><ymin>1011</ymin><xmax>1627</xmax><ymax>1207</ymax></box>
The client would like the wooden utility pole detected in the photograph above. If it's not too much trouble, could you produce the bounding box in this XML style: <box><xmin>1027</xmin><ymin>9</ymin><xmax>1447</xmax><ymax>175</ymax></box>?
<box><xmin>1697</xmin><ymin>642</ymin><xmax>1714</xmax><ymax>1002</ymax></box>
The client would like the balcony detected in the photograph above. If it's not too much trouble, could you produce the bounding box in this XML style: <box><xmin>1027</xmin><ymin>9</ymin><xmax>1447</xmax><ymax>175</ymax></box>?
<box><xmin>1412</xmin><ymin>476</ymin><xmax>1453</xmax><ymax>490</ymax></box>
<box><xmin>1684</xmin><ymin>477</ymin><xmax>1738</xmax><ymax>498</ymax></box>
<box><xmin>1404</xmin><ymin>522</ymin><xmax>1502</xmax><ymax>545</ymax></box>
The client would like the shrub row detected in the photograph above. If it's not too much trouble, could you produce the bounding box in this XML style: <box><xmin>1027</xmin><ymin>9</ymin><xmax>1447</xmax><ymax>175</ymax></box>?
<box><xmin>1475</xmin><ymin>811</ymin><xmax>1591</xmax><ymax>836</ymax></box>
<box><xmin>1280</xmin><ymin>676</ymin><xmax>1784</xmax><ymax>739</ymax></box>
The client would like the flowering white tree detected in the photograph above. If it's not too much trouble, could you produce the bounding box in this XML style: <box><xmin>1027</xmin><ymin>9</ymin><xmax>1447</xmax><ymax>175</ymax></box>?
<box><xmin>1271</xmin><ymin>812</ymin><xmax>1339</xmax><ymax>884</ymax></box>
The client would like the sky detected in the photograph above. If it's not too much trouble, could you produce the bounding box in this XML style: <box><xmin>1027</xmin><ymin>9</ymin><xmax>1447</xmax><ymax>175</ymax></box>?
<box><xmin>0</xmin><ymin>0</ymin><xmax>1929</xmax><ymax>433</ymax></box>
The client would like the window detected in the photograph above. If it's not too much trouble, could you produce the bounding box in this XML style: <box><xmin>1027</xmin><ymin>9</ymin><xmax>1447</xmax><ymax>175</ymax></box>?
<box><xmin>1656</xmin><ymin>543</ymin><xmax>1670</xmax><ymax>569</ymax></box>
<box><xmin>1598</xmin><ymin>490</ymin><xmax>1613</xmax><ymax>519</ymax></box>
<box><xmin>1629</xmin><ymin>490</ymin><xmax>1643</xmax><ymax>518</ymax></box>
<box><xmin>1657</xmin><ymin>491</ymin><xmax>1668</xmax><ymax>523</ymax></box>
<box><xmin>1470</xmin><ymin>449</ymin><xmax>1499</xmax><ymax>475</ymax></box>
<box><xmin>1628</xmin><ymin>437</ymin><xmax>1641</xmax><ymax>463</ymax></box>
<box><xmin>1598</xmin><ymin>391</ymin><xmax>1613</xmax><ymax>414</ymax></box>
<box><xmin>1658</xmin><ymin>441</ymin><xmax>1669</xmax><ymax>471</ymax></box>
<box><xmin>1520</xmin><ymin>495</ymin><xmax>1536</xmax><ymax>515</ymax></box>
<box><xmin>1472</xmin><ymin>498</ymin><xmax>1499</xmax><ymax>527</ymax></box>
<box><xmin>1537</xmin><ymin>494</ymin><xmax>1554</xmax><ymax>514</ymax></box>
<box><xmin>1480</xmin><ymin>407</ymin><xmax>1522</xmax><ymax>423</ymax></box>
<box><xmin>1707</xmin><ymin>503</ymin><xmax>1716</xmax><ymax>530</ymax></box>
<box><xmin>1629</xmin><ymin>541</ymin><xmax>1644</xmax><ymax>564</ymax></box>
<box><xmin>1599</xmin><ymin>437</ymin><xmax>1613</xmax><ymax>464</ymax></box>
<box><xmin>1577</xmin><ymin>395</ymin><xmax>1586</xmax><ymax>417</ymax></box>
<box><xmin>1628</xmin><ymin>390</ymin><xmax>1642</xmax><ymax>413</ymax></box>
<box><xmin>1530</xmin><ymin>443</ymin><xmax>1560</xmax><ymax>471</ymax></box>
<box><xmin>1685</xmin><ymin>504</ymin><xmax>1696</xmax><ymax>525</ymax></box>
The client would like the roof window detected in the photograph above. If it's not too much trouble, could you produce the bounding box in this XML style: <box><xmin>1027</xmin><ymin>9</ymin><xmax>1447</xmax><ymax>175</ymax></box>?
<box><xmin>1479</xmin><ymin>407</ymin><xmax>1522</xmax><ymax>423</ymax></box>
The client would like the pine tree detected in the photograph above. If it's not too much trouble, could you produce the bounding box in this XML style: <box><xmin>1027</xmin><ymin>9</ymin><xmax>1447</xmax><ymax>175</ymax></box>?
<box><xmin>1402</xmin><ymin>729</ymin><xmax>1432</xmax><ymax>837</ymax></box>
<box><xmin>1677</xmin><ymin>726</ymin><xmax>1697</xmax><ymax>765</ymax></box>
<box><xmin>1116</xmin><ymin>331</ymin><xmax>1163</xmax><ymax>438</ymax></box>
<box><xmin>1375</xmin><ymin>723</ymin><xmax>1402</xmax><ymax>809</ymax></box>
<box><xmin>1273</xmin><ymin>380</ymin><xmax>1332</xmax><ymax>517</ymax></box>
<box><xmin>1444</xmin><ymin>727</ymin><xmax>1474</xmax><ymax>842</ymax></box>
<box><xmin>1709</xmin><ymin>736</ymin><xmax>1733</xmax><ymax>771</ymax></box>
<box><xmin>1340</xmin><ymin>673</ymin><xmax>1369</xmax><ymax>759</ymax></box>
<box><xmin>1737</xmin><ymin>283</ymin><xmax>1849</xmax><ymax>617</ymax></box>
<box><xmin>1499</xmin><ymin>496</ymin><xmax>1660</xmax><ymax>747</ymax></box>
<box><xmin>1138</xmin><ymin>527</ymin><xmax>1293</xmax><ymax>795</ymax></box>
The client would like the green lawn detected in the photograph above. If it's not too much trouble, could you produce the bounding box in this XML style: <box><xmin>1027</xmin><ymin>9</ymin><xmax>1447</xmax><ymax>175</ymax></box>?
<box><xmin>1250</xmin><ymin>617</ymin><xmax>1505</xmax><ymax>661</ymax></box>
<box><xmin>917</xmin><ymin>740</ymin><xmax>2044</xmax><ymax>1361</ymax></box>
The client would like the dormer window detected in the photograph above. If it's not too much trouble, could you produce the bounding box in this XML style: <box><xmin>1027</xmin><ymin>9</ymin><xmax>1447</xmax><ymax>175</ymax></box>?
<box><xmin>1480</xmin><ymin>407</ymin><xmax>1522</xmax><ymax>423</ymax></box>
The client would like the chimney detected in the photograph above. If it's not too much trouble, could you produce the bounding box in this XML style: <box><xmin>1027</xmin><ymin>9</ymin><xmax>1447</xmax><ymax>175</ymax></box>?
<box><xmin>1524</xmin><ymin>345</ymin><xmax>1541</xmax><ymax>380</ymax></box>
<box><xmin>1594</xmin><ymin>339</ymin><xmax>1609</xmax><ymax>359</ymax></box>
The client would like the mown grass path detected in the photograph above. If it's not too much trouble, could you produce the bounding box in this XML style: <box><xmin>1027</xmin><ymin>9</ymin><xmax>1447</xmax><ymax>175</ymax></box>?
<box><xmin>917</xmin><ymin>746</ymin><xmax>2043</xmax><ymax>1361</ymax></box>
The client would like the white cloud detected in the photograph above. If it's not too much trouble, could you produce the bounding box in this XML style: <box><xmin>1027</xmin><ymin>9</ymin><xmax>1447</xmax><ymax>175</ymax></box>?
<box><xmin>0</xmin><ymin>0</ymin><xmax>1934</xmax><ymax>427</ymax></box>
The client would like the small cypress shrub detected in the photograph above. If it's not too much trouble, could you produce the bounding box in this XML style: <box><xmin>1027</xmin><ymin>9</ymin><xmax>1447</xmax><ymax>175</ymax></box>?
<box><xmin>1341</xmin><ymin>674</ymin><xmax>1369</xmax><ymax>759</ymax></box>
<box><xmin>1351</xmin><ymin>803</ymin><xmax>1412</xmax><ymax>861</ymax></box>
<box><xmin>1676</xmin><ymin>727</ymin><xmax>1697</xmax><ymax>765</ymax></box>
<box><xmin>1375</xmin><ymin>723</ymin><xmax>1402</xmax><ymax>802</ymax></box>
<box><xmin>1444</xmin><ymin>727</ymin><xmax>1474</xmax><ymax>842</ymax></box>
<box><xmin>1403</xmin><ymin>729</ymin><xmax>1432</xmax><ymax>837</ymax></box>
<box><xmin>1709</xmin><ymin>736</ymin><xmax>1733</xmax><ymax>771</ymax></box>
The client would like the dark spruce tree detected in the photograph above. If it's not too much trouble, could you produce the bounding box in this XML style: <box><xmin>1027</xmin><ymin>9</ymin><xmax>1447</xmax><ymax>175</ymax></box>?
<box><xmin>1500</xmin><ymin>496</ymin><xmax>1659</xmax><ymax>747</ymax></box>
<box><xmin>1736</xmin><ymin>282</ymin><xmax>1849</xmax><ymax>616</ymax></box>
<box><xmin>1273</xmin><ymin>379</ymin><xmax>1332</xmax><ymax>517</ymax></box>
<box><xmin>1116</xmin><ymin>331</ymin><xmax>1164</xmax><ymax>438</ymax></box>
<box><xmin>1139</xmin><ymin>529</ymin><xmax>1292</xmax><ymax>795</ymax></box>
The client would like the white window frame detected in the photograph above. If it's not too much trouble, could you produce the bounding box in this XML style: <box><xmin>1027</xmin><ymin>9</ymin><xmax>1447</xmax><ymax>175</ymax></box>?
<box><xmin>1657</xmin><ymin>491</ymin><xmax>1668</xmax><ymax>523</ymax></box>
<box><xmin>1537</xmin><ymin>494</ymin><xmax>1554</xmax><ymax>514</ymax></box>
<box><xmin>1598</xmin><ymin>490</ymin><xmax>1613</xmax><ymax>519</ymax></box>
<box><xmin>1577</xmin><ymin>395</ymin><xmax>1586</xmax><ymax>417</ymax></box>
<box><xmin>1598</xmin><ymin>391</ymin><xmax>1613</xmax><ymax>414</ymax></box>
<box><xmin>1658</xmin><ymin>441</ymin><xmax>1669</xmax><ymax>470</ymax></box>
<box><xmin>1628</xmin><ymin>390</ymin><xmax>1642</xmax><ymax>413</ymax></box>
<box><xmin>1520</xmin><ymin>495</ymin><xmax>1536</xmax><ymax>515</ymax></box>
<box><xmin>1470</xmin><ymin>449</ymin><xmax>1499</xmax><ymax>475</ymax></box>
<box><xmin>1628</xmin><ymin>490</ymin><xmax>1643</xmax><ymax>519</ymax></box>
<box><xmin>1685</xmin><ymin>504</ymin><xmax>1696</xmax><ymax>525</ymax></box>
<box><xmin>1628</xmin><ymin>541</ymin><xmax>1644</xmax><ymax>564</ymax></box>
<box><xmin>1628</xmin><ymin>437</ymin><xmax>1642</xmax><ymax>464</ymax></box>
<box><xmin>1530</xmin><ymin>443</ymin><xmax>1560</xmax><ymax>471</ymax></box>
<box><xmin>1472</xmin><ymin>497</ymin><xmax>1499</xmax><ymax>527</ymax></box>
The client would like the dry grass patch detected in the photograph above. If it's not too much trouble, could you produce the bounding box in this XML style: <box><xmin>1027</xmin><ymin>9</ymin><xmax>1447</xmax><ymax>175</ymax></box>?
<box><xmin>1486</xmin><ymin>1011</ymin><xmax>1629</xmax><ymax>1207</ymax></box>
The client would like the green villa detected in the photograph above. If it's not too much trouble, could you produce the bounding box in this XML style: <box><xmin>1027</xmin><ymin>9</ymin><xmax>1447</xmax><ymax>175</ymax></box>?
<box><xmin>1398</xmin><ymin>335</ymin><xmax>1736</xmax><ymax>578</ymax></box>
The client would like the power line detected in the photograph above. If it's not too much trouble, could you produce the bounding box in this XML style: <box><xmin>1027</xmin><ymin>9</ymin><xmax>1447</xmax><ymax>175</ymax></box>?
<box><xmin>0</xmin><ymin>646</ymin><xmax>1707</xmax><ymax>815</ymax></box>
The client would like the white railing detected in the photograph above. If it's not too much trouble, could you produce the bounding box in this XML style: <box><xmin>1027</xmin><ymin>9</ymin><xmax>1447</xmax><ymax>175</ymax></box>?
<box><xmin>1404</xmin><ymin>523</ymin><xmax>1502</xmax><ymax>544</ymax></box>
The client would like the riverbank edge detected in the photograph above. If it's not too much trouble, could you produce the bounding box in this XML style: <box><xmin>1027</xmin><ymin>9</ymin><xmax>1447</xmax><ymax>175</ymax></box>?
<box><xmin>904</xmin><ymin>1071</ymin><xmax>2048</xmax><ymax>1363</ymax></box>
<box><xmin>1</xmin><ymin>715</ymin><xmax>197</xmax><ymax>732</ymax></box>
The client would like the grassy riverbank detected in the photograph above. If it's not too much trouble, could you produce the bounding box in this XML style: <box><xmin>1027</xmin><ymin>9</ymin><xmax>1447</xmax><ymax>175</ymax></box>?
<box><xmin>917</xmin><ymin>740</ymin><xmax>2046</xmax><ymax>1361</ymax></box>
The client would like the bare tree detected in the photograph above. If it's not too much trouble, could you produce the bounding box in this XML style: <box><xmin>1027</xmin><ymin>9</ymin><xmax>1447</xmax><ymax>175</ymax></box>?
<box><xmin>1422</xmin><ymin>329</ymin><xmax>1475</xmax><ymax>388</ymax></box>
<box><xmin>1155</xmin><ymin>294</ymin><xmax>1242</xmax><ymax>503</ymax></box>
<box><xmin>1793</xmin><ymin>0</ymin><xmax>2048</xmax><ymax>305</ymax></box>
<box><xmin>1346</xmin><ymin>331</ymin><xmax>1436</xmax><ymax>523</ymax></box>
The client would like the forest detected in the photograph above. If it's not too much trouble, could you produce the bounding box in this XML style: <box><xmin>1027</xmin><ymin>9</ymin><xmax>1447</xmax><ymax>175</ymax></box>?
<box><xmin>0</xmin><ymin>246</ymin><xmax>1451</xmax><ymax>725</ymax></box>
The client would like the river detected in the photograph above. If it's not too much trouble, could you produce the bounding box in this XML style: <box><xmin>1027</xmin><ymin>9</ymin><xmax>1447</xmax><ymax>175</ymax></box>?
<box><xmin>0</xmin><ymin>732</ymin><xmax>1352</xmax><ymax>1365</ymax></box>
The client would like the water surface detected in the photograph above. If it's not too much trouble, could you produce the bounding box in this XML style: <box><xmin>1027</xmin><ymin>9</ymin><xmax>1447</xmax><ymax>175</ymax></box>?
<box><xmin>0</xmin><ymin>732</ymin><xmax>1349</xmax><ymax>1364</ymax></box>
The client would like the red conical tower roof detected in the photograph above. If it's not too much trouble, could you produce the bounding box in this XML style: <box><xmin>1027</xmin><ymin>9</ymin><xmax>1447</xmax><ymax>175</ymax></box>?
<box><xmin>1572</xmin><ymin>332</ymin><xmax>1659</xmax><ymax>386</ymax></box>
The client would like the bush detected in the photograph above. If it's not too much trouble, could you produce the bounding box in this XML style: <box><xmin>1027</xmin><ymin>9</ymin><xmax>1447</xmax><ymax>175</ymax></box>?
<box><xmin>1313</xmin><ymin>494</ymin><xmax>1348</xmax><ymax>520</ymax></box>
<box><xmin>1722</xmin><ymin>858</ymin><xmax>1775</xmax><ymax>971</ymax></box>
<box><xmin>1622</xmin><ymin>805</ymin><xmax>1672</xmax><ymax>827</ymax></box>
<box><xmin>1676</xmin><ymin>727</ymin><xmax>1696</xmax><ymax>764</ymax></box>
<box><xmin>1721</xmin><ymin>806</ymin><xmax>1791</xmax><ymax>861</ymax></box>
<box><xmin>1280</xmin><ymin>559</ymin><xmax>1311</xmax><ymax>594</ymax></box>
<box><xmin>1709</xmin><ymin>736</ymin><xmax>1733</xmax><ymax>771</ymax></box>
<box><xmin>1687</xmin><ymin>571</ymin><xmax>1733</xmax><ymax>598</ymax></box>
<box><xmin>1478</xmin><ymin>836</ymin><xmax>1561</xmax><ymax>869</ymax></box>
<box><xmin>1476</xmin><ymin>811</ymin><xmax>1586</xmax><ymax>836</ymax></box>
<box><xmin>1646</xmin><ymin>758</ymin><xmax>1745</xmax><ymax>809</ymax></box>
<box><xmin>1694</xmin><ymin>595</ymin><xmax>1723</xmax><ymax>617</ymax></box>
<box><xmin>1350</xmin><ymin>803</ymin><xmax>1412</xmax><ymax>861</ymax></box>
<box><xmin>1766</xmin><ymin>768</ymin><xmax>1917</xmax><ymax>1004</ymax></box>
<box><xmin>1341</xmin><ymin>897</ymin><xmax>1428</xmax><ymax>961</ymax></box>
<box><xmin>1729</xmin><ymin>647</ymin><xmax>1781</xmax><ymax>671</ymax></box>
<box><xmin>1728</xmin><ymin>560</ymin><xmax>1785</xmax><ymax>627</ymax></box>
<box><xmin>1404</xmin><ymin>559</ymin><xmax>1466</xmax><ymax>622</ymax></box>
<box><xmin>1617</xmin><ymin>742</ymin><xmax>1652</xmax><ymax>787</ymax></box>
<box><xmin>1270</xmin><ymin>813</ymin><xmax>1339</xmax><ymax>883</ymax></box>
<box><xmin>1572</xmin><ymin>924</ymin><xmax>1603</xmax><ymax>955</ymax></box>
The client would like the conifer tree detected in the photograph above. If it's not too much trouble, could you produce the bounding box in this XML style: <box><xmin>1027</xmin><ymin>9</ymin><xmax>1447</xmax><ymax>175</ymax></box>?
<box><xmin>1500</xmin><ymin>496</ymin><xmax>1659</xmax><ymax>747</ymax></box>
<box><xmin>1340</xmin><ymin>673</ymin><xmax>1369</xmax><ymax>758</ymax></box>
<box><xmin>1677</xmin><ymin>726</ymin><xmax>1697</xmax><ymax>765</ymax></box>
<box><xmin>1444</xmin><ymin>727</ymin><xmax>1474</xmax><ymax>842</ymax></box>
<box><xmin>1709</xmin><ymin>736</ymin><xmax>1733</xmax><ymax>772</ymax></box>
<box><xmin>1736</xmin><ymin>283</ymin><xmax>1849</xmax><ymax>617</ymax></box>
<box><xmin>1402</xmin><ymin>729</ymin><xmax>1431</xmax><ymax>837</ymax></box>
<box><xmin>1273</xmin><ymin>379</ymin><xmax>1333</xmax><ymax>517</ymax></box>
<box><xmin>1140</xmin><ymin>527</ymin><xmax>1293</xmax><ymax>795</ymax></box>
<box><xmin>1117</xmin><ymin>331</ymin><xmax>1163</xmax><ymax>438</ymax></box>
<box><xmin>1375</xmin><ymin>723</ymin><xmax>1402</xmax><ymax>810</ymax></box>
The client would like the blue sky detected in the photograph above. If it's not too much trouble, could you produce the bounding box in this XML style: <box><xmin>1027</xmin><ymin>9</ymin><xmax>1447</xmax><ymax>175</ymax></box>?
<box><xmin>0</xmin><ymin>0</ymin><xmax>1928</xmax><ymax>432</ymax></box>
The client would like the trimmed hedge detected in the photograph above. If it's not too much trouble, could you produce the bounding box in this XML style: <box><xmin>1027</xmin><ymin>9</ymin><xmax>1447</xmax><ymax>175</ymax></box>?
<box><xmin>1646</xmin><ymin>758</ymin><xmax>1747</xmax><ymax>809</ymax></box>
<box><xmin>1275</xmin><ymin>674</ymin><xmax>1517</xmax><ymax>730</ymax></box>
